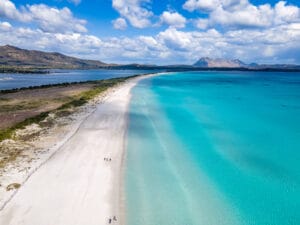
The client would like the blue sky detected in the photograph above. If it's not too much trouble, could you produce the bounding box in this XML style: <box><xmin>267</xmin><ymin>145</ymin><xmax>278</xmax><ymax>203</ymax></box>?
<box><xmin>0</xmin><ymin>0</ymin><xmax>300</xmax><ymax>64</ymax></box>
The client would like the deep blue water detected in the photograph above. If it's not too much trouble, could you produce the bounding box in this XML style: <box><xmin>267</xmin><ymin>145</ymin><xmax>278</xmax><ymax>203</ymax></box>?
<box><xmin>126</xmin><ymin>71</ymin><xmax>300</xmax><ymax>225</ymax></box>
<box><xmin>0</xmin><ymin>69</ymin><xmax>156</xmax><ymax>90</ymax></box>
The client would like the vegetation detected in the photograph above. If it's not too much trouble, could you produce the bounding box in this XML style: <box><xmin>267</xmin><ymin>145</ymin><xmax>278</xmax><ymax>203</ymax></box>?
<box><xmin>6</xmin><ymin>183</ymin><xmax>21</xmax><ymax>191</ymax></box>
<box><xmin>0</xmin><ymin>76</ymin><xmax>138</xmax><ymax>170</ymax></box>
<box><xmin>0</xmin><ymin>101</ymin><xmax>44</xmax><ymax>113</ymax></box>
<box><xmin>58</xmin><ymin>77</ymin><xmax>132</xmax><ymax>109</ymax></box>
<box><xmin>0</xmin><ymin>76</ymin><xmax>134</xmax><ymax>142</ymax></box>
<box><xmin>0</xmin><ymin>112</ymin><xmax>50</xmax><ymax>142</ymax></box>
<box><xmin>0</xmin><ymin>65</ymin><xmax>49</xmax><ymax>74</ymax></box>
<box><xmin>0</xmin><ymin>76</ymin><xmax>135</xmax><ymax>94</ymax></box>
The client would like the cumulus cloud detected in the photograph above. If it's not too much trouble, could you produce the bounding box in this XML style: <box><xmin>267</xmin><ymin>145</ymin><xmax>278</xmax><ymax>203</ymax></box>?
<box><xmin>0</xmin><ymin>25</ymin><xmax>102</xmax><ymax>57</ymax></box>
<box><xmin>158</xmin><ymin>28</ymin><xmax>193</xmax><ymax>50</ymax></box>
<box><xmin>194</xmin><ymin>18</ymin><xmax>209</xmax><ymax>29</ymax></box>
<box><xmin>1</xmin><ymin>0</ymin><xmax>300</xmax><ymax>64</ymax></box>
<box><xmin>183</xmin><ymin>0</ymin><xmax>300</xmax><ymax>29</ymax></box>
<box><xmin>0</xmin><ymin>0</ymin><xmax>31</xmax><ymax>22</ymax></box>
<box><xmin>209</xmin><ymin>3</ymin><xmax>274</xmax><ymax>28</ymax></box>
<box><xmin>183</xmin><ymin>0</ymin><xmax>220</xmax><ymax>12</ymax></box>
<box><xmin>112</xmin><ymin>0</ymin><xmax>153</xmax><ymax>28</ymax></box>
<box><xmin>68</xmin><ymin>0</ymin><xmax>81</xmax><ymax>5</ymax></box>
<box><xmin>274</xmin><ymin>1</ymin><xmax>300</xmax><ymax>24</ymax></box>
<box><xmin>0</xmin><ymin>0</ymin><xmax>87</xmax><ymax>33</ymax></box>
<box><xmin>160</xmin><ymin>11</ymin><xmax>187</xmax><ymax>28</ymax></box>
<box><xmin>0</xmin><ymin>21</ymin><xmax>12</xmax><ymax>31</ymax></box>
<box><xmin>2</xmin><ymin>21</ymin><xmax>300</xmax><ymax>64</ymax></box>
<box><xmin>27</xmin><ymin>4</ymin><xmax>87</xmax><ymax>33</ymax></box>
<box><xmin>112</xmin><ymin>17</ymin><xmax>127</xmax><ymax>30</ymax></box>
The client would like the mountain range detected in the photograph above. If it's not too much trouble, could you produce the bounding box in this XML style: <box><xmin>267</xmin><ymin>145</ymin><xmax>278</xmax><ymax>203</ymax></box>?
<box><xmin>0</xmin><ymin>45</ymin><xmax>109</xmax><ymax>69</ymax></box>
<box><xmin>193</xmin><ymin>57</ymin><xmax>300</xmax><ymax>70</ymax></box>
<box><xmin>0</xmin><ymin>45</ymin><xmax>299</xmax><ymax>71</ymax></box>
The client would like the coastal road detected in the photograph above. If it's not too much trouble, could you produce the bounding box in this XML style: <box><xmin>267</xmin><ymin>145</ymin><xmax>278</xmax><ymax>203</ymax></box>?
<box><xmin>0</xmin><ymin>80</ymin><xmax>137</xmax><ymax>225</ymax></box>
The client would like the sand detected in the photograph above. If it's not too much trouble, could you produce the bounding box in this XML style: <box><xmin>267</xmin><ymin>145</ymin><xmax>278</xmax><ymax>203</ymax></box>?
<box><xmin>0</xmin><ymin>76</ymin><xmax>146</xmax><ymax>225</ymax></box>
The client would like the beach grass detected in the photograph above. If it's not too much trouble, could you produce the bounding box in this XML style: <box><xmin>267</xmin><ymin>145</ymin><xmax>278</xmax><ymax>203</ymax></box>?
<box><xmin>6</xmin><ymin>183</ymin><xmax>21</xmax><ymax>191</ymax></box>
<box><xmin>0</xmin><ymin>111</ymin><xmax>50</xmax><ymax>142</ymax></box>
<box><xmin>0</xmin><ymin>76</ymin><xmax>133</xmax><ymax>142</ymax></box>
<box><xmin>0</xmin><ymin>75</ymin><xmax>140</xmax><ymax>171</ymax></box>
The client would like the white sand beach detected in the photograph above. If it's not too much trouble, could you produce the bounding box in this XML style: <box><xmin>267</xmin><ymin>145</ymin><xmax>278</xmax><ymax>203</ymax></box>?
<box><xmin>0</xmin><ymin>76</ymin><xmax>146</xmax><ymax>225</ymax></box>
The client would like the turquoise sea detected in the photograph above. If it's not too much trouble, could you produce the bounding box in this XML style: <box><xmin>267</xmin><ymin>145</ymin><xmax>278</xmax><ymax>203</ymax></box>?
<box><xmin>126</xmin><ymin>72</ymin><xmax>300</xmax><ymax>225</ymax></box>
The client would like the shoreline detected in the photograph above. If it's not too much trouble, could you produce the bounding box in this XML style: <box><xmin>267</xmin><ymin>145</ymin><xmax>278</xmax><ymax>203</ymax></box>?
<box><xmin>0</xmin><ymin>73</ymin><xmax>161</xmax><ymax>225</ymax></box>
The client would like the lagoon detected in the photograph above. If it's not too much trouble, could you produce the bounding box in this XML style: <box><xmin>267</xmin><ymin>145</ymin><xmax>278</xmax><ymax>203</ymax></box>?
<box><xmin>0</xmin><ymin>69</ymin><xmax>155</xmax><ymax>90</ymax></box>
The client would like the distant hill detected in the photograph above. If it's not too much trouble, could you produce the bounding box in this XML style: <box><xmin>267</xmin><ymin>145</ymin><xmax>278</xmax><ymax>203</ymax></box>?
<box><xmin>252</xmin><ymin>63</ymin><xmax>300</xmax><ymax>70</ymax></box>
<box><xmin>194</xmin><ymin>57</ymin><xmax>247</xmax><ymax>68</ymax></box>
<box><xmin>193</xmin><ymin>57</ymin><xmax>300</xmax><ymax>70</ymax></box>
<box><xmin>0</xmin><ymin>45</ymin><xmax>109</xmax><ymax>69</ymax></box>
<box><xmin>1</xmin><ymin>45</ymin><xmax>299</xmax><ymax>72</ymax></box>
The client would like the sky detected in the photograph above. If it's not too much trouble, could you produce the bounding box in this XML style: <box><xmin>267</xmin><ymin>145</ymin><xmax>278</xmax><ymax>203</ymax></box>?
<box><xmin>0</xmin><ymin>0</ymin><xmax>300</xmax><ymax>65</ymax></box>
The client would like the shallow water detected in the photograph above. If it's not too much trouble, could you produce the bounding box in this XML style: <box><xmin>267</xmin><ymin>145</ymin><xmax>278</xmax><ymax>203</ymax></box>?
<box><xmin>126</xmin><ymin>71</ymin><xmax>300</xmax><ymax>225</ymax></box>
<box><xmin>0</xmin><ymin>69</ymin><xmax>156</xmax><ymax>90</ymax></box>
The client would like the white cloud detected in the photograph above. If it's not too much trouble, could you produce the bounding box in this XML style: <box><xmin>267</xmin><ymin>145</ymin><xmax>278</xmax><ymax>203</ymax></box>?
<box><xmin>112</xmin><ymin>18</ymin><xmax>127</xmax><ymax>30</ymax></box>
<box><xmin>112</xmin><ymin>0</ymin><xmax>153</xmax><ymax>28</ymax></box>
<box><xmin>209</xmin><ymin>3</ymin><xmax>274</xmax><ymax>28</ymax></box>
<box><xmin>0</xmin><ymin>0</ymin><xmax>87</xmax><ymax>33</ymax></box>
<box><xmin>1</xmin><ymin>2</ymin><xmax>300</xmax><ymax>65</ymax></box>
<box><xmin>139</xmin><ymin>36</ymin><xmax>159</xmax><ymax>48</ymax></box>
<box><xmin>28</xmin><ymin>4</ymin><xmax>87</xmax><ymax>33</ymax></box>
<box><xmin>160</xmin><ymin>11</ymin><xmax>187</xmax><ymax>28</ymax></box>
<box><xmin>183</xmin><ymin>0</ymin><xmax>300</xmax><ymax>29</ymax></box>
<box><xmin>0</xmin><ymin>0</ymin><xmax>31</xmax><ymax>22</ymax></box>
<box><xmin>0</xmin><ymin>26</ymin><xmax>102</xmax><ymax>57</ymax></box>
<box><xmin>158</xmin><ymin>28</ymin><xmax>193</xmax><ymax>51</ymax></box>
<box><xmin>195</xmin><ymin>18</ymin><xmax>209</xmax><ymax>29</ymax></box>
<box><xmin>183</xmin><ymin>0</ymin><xmax>250</xmax><ymax>12</ymax></box>
<box><xmin>0</xmin><ymin>21</ymin><xmax>12</xmax><ymax>31</ymax></box>
<box><xmin>274</xmin><ymin>1</ymin><xmax>300</xmax><ymax>24</ymax></box>
<box><xmin>68</xmin><ymin>0</ymin><xmax>81</xmax><ymax>5</ymax></box>
<box><xmin>183</xmin><ymin>0</ymin><xmax>220</xmax><ymax>12</ymax></box>
<box><xmin>1</xmin><ymin>22</ymin><xmax>300</xmax><ymax>64</ymax></box>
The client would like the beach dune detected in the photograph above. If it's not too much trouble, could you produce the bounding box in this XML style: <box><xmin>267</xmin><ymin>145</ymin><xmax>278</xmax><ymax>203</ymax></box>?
<box><xmin>0</xmin><ymin>78</ymin><xmax>139</xmax><ymax>225</ymax></box>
